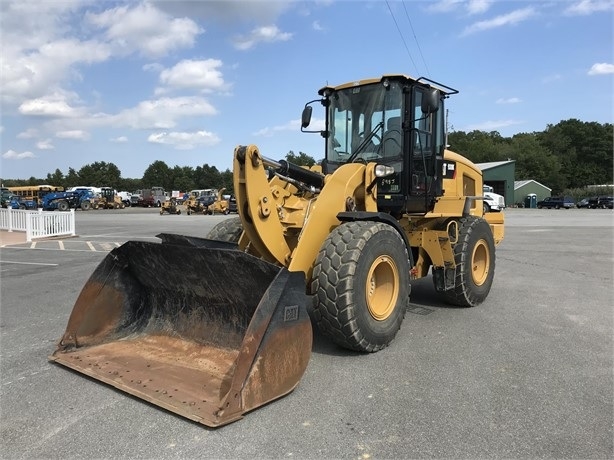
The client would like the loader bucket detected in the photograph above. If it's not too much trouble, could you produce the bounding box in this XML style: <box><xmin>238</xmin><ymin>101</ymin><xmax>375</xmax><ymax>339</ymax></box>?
<box><xmin>50</xmin><ymin>237</ymin><xmax>312</xmax><ymax>427</ymax></box>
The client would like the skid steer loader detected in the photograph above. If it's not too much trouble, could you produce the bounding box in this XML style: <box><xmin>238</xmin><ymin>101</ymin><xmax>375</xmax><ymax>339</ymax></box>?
<box><xmin>51</xmin><ymin>74</ymin><xmax>504</xmax><ymax>427</ymax></box>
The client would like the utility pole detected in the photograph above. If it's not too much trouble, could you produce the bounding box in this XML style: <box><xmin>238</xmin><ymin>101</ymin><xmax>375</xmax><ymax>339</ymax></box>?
<box><xmin>445</xmin><ymin>109</ymin><xmax>450</xmax><ymax>148</ymax></box>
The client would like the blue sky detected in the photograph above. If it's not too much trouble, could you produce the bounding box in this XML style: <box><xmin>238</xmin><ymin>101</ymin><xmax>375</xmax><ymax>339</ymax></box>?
<box><xmin>1</xmin><ymin>0</ymin><xmax>612</xmax><ymax>180</ymax></box>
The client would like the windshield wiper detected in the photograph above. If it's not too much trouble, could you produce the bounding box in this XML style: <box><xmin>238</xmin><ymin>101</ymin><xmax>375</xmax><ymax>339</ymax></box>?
<box><xmin>346</xmin><ymin>121</ymin><xmax>384</xmax><ymax>163</ymax></box>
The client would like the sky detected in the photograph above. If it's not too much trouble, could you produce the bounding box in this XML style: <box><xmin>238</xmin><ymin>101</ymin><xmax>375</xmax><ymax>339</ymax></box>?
<box><xmin>1</xmin><ymin>0</ymin><xmax>613</xmax><ymax>180</ymax></box>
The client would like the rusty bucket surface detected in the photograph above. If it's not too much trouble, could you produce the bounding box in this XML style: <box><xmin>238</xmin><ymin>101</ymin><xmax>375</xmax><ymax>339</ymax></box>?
<box><xmin>50</xmin><ymin>238</ymin><xmax>312</xmax><ymax>427</ymax></box>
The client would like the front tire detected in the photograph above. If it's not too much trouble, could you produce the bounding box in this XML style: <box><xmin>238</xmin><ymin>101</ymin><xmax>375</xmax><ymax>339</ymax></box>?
<box><xmin>441</xmin><ymin>216</ymin><xmax>495</xmax><ymax>307</ymax></box>
<box><xmin>310</xmin><ymin>221</ymin><xmax>410</xmax><ymax>353</ymax></box>
<box><xmin>57</xmin><ymin>200</ymin><xmax>69</xmax><ymax>212</ymax></box>
<box><xmin>206</xmin><ymin>216</ymin><xmax>243</xmax><ymax>242</ymax></box>
<box><xmin>81</xmin><ymin>200</ymin><xmax>91</xmax><ymax>211</ymax></box>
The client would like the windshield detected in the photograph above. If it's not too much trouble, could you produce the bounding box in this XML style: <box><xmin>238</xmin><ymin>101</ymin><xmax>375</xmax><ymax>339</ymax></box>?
<box><xmin>326</xmin><ymin>81</ymin><xmax>403</xmax><ymax>164</ymax></box>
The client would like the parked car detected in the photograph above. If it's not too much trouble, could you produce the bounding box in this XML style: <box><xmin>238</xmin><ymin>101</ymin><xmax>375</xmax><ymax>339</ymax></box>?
<box><xmin>536</xmin><ymin>196</ymin><xmax>575</xmax><ymax>209</ymax></box>
<box><xmin>597</xmin><ymin>196</ymin><xmax>613</xmax><ymax>209</ymax></box>
<box><xmin>576</xmin><ymin>197</ymin><xmax>591</xmax><ymax>208</ymax></box>
<box><xmin>576</xmin><ymin>198</ymin><xmax>589</xmax><ymax>209</ymax></box>
<box><xmin>228</xmin><ymin>195</ymin><xmax>237</xmax><ymax>213</ymax></box>
<box><xmin>587</xmin><ymin>196</ymin><xmax>601</xmax><ymax>209</ymax></box>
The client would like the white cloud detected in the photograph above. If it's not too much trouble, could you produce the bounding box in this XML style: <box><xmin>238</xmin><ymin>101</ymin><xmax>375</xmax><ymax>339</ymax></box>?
<box><xmin>588</xmin><ymin>62</ymin><xmax>614</xmax><ymax>75</ymax></box>
<box><xmin>36</xmin><ymin>139</ymin><xmax>55</xmax><ymax>150</ymax></box>
<box><xmin>153</xmin><ymin>0</ymin><xmax>292</xmax><ymax>23</ymax></box>
<box><xmin>427</xmin><ymin>0</ymin><xmax>492</xmax><ymax>14</ymax></box>
<box><xmin>461</xmin><ymin>7</ymin><xmax>536</xmax><ymax>36</ymax></box>
<box><xmin>17</xmin><ymin>128</ymin><xmax>38</xmax><ymax>139</ymax></box>
<box><xmin>564</xmin><ymin>0</ymin><xmax>614</xmax><ymax>16</ymax></box>
<box><xmin>19</xmin><ymin>91</ymin><xmax>85</xmax><ymax>118</ymax></box>
<box><xmin>147</xmin><ymin>130</ymin><xmax>221</xmax><ymax>150</ymax></box>
<box><xmin>158</xmin><ymin>59</ymin><xmax>225</xmax><ymax>93</ymax></box>
<box><xmin>427</xmin><ymin>0</ymin><xmax>463</xmax><ymax>13</ymax></box>
<box><xmin>233</xmin><ymin>25</ymin><xmax>293</xmax><ymax>50</ymax></box>
<box><xmin>312</xmin><ymin>20</ymin><xmax>324</xmax><ymax>31</ymax></box>
<box><xmin>467</xmin><ymin>0</ymin><xmax>493</xmax><ymax>15</ymax></box>
<box><xmin>55</xmin><ymin>130</ymin><xmax>89</xmax><ymax>140</ymax></box>
<box><xmin>254</xmin><ymin>117</ymin><xmax>325</xmax><ymax>137</ymax></box>
<box><xmin>496</xmin><ymin>97</ymin><xmax>522</xmax><ymax>104</ymax></box>
<box><xmin>86</xmin><ymin>2</ymin><xmax>203</xmax><ymax>58</ymax></box>
<box><xmin>463</xmin><ymin>120</ymin><xmax>524</xmax><ymax>131</ymax></box>
<box><xmin>111</xmin><ymin>136</ymin><xmax>128</xmax><ymax>143</ymax></box>
<box><xmin>1</xmin><ymin>38</ymin><xmax>111</xmax><ymax>105</ymax></box>
<box><xmin>2</xmin><ymin>149</ymin><xmax>36</xmax><ymax>160</ymax></box>
<box><xmin>110</xmin><ymin>96</ymin><xmax>218</xmax><ymax>130</ymax></box>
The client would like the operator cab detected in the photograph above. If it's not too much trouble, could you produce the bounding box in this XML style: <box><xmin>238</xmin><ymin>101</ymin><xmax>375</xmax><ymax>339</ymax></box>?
<box><xmin>302</xmin><ymin>75</ymin><xmax>457</xmax><ymax>216</ymax></box>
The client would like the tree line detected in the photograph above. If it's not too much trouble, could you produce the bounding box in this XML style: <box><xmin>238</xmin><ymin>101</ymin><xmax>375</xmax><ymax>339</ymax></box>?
<box><xmin>2</xmin><ymin>119</ymin><xmax>611</xmax><ymax>196</ymax></box>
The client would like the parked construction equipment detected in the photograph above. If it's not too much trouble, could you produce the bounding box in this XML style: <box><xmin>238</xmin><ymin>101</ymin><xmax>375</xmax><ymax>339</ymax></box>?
<box><xmin>51</xmin><ymin>74</ymin><xmax>505</xmax><ymax>428</ymax></box>
<box><xmin>204</xmin><ymin>188</ymin><xmax>230</xmax><ymax>215</ymax></box>
<box><xmin>97</xmin><ymin>187</ymin><xmax>125</xmax><ymax>209</ymax></box>
<box><xmin>185</xmin><ymin>189</ymin><xmax>216</xmax><ymax>215</ymax></box>
<box><xmin>159</xmin><ymin>197</ymin><xmax>182</xmax><ymax>215</ymax></box>
<box><xmin>41</xmin><ymin>189</ymin><xmax>94</xmax><ymax>211</ymax></box>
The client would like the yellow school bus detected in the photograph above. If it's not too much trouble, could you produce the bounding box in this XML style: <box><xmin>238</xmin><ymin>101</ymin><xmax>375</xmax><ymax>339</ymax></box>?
<box><xmin>8</xmin><ymin>185</ymin><xmax>64</xmax><ymax>204</ymax></box>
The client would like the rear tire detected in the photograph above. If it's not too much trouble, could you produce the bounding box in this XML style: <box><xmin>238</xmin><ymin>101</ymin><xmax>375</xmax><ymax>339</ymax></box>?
<box><xmin>206</xmin><ymin>216</ymin><xmax>243</xmax><ymax>243</ymax></box>
<box><xmin>310</xmin><ymin>221</ymin><xmax>410</xmax><ymax>353</ymax></box>
<box><xmin>81</xmin><ymin>200</ymin><xmax>91</xmax><ymax>211</ymax></box>
<box><xmin>440</xmin><ymin>216</ymin><xmax>495</xmax><ymax>307</ymax></box>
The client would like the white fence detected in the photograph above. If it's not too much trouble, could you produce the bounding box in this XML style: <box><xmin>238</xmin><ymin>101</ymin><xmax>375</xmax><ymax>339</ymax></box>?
<box><xmin>0</xmin><ymin>208</ymin><xmax>76</xmax><ymax>242</ymax></box>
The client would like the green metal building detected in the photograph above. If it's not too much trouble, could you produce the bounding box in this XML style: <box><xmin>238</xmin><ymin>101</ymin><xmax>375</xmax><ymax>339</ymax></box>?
<box><xmin>476</xmin><ymin>160</ymin><xmax>516</xmax><ymax>206</ymax></box>
<box><xmin>514</xmin><ymin>180</ymin><xmax>552</xmax><ymax>206</ymax></box>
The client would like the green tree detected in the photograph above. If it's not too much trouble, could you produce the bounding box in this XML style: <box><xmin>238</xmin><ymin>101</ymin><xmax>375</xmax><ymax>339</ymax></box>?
<box><xmin>193</xmin><ymin>164</ymin><xmax>221</xmax><ymax>189</ymax></box>
<box><xmin>118</xmin><ymin>178</ymin><xmax>143</xmax><ymax>193</ymax></box>
<box><xmin>447</xmin><ymin>131</ymin><xmax>509</xmax><ymax>163</ymax></box>
<box><xmin>78</xmin><ymin>162</ymin><xmax>122</xmax><ymax>188</ymax></box>
<box><xmin>142</xmin><ymin>161</ymin><xmax>171</xmax><ymax>189</ymax></box>
<box><xmin>64</xmin><ymin>168</ymin><xmax>81</xmax><ymax>188</ymax></box>
<box><xmin>503</xmin><ymin>133</ymin><xmax>566</xmax><ymax>193</ymax></box>
<box><xmin>46</xmin><ymin>168</ymin><xmax>64</xmax><ymax>187</ymax></box>
<box><xmin>220</xmin><ymin>169</ymin><xmax>234</xmax><ymax>195</ymax></box>
<box><xmin>538</xmin><ymin>119</ymin><xmax>613</xmax><ymax>188</ymax></box>
<box><xmin>170</xmin><ymin>166</ymin><xmax>195</xmax><ymax>192</ymax></box>
<box><xmin>286</xmin><ymin>151</ymin><xmax>316</xmax><ymax>167</ymax></box>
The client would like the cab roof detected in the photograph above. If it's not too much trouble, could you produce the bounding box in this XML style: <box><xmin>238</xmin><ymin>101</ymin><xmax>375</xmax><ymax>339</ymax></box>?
<box><xmin>318</xmin><ymin>74</ymin><xmax>458</xmax><ymax>96</ymax></box>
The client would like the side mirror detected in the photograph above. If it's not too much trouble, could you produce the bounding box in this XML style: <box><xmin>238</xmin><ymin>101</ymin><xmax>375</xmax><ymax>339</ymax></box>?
<box><xmin>301</xmin><ymin>106</ymin><xmax>313</xmax><ymax>129</ymax></box>
<box><xmin>421</xmin><ymin>88</ymin><xmax>440</xmax><ymax>115</ymax></box>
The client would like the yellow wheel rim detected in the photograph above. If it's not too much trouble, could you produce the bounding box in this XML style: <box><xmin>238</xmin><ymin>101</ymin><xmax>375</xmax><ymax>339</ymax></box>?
<box><xmin>365</xmin><ymin>256</ymin><xmax>399</xmax><ymax>321</ymax></box>
<box><xmin>471</xmin><ymin>239</ymin><xmax>490</xmax><ymax>286</ymax></box>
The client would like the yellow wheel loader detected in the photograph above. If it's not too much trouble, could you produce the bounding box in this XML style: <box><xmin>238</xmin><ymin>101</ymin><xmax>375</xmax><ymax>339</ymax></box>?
<box><xmin>50</xmin><ymin>74</ymin><xmax>504</xmax><ymax>427</ymax></box>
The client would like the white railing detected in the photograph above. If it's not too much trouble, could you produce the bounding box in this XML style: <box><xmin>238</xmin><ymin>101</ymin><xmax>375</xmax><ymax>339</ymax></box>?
<box><xmin>0</xmin><ymin>208</ymin><xmax>76</xmax><ymax>242</ymax></box>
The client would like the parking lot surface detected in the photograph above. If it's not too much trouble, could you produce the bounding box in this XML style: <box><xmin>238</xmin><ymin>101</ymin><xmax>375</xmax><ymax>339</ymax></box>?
<box><xmin>1</xmin><ymin>208</ymin><xmax>612</xmax><ymax>459</ymax></box>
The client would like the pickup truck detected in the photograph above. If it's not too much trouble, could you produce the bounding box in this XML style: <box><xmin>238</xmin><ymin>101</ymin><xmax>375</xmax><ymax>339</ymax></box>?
<box><xmin>537</xmin><ymin>196</ymin><xmax>575</xmax><ymax>209</ymax></box>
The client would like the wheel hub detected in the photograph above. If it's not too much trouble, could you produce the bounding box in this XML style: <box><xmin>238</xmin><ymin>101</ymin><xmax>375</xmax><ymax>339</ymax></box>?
<box><xmin>471</xmin><ymin>239</ymin><xmax>490</xmax><ymax>286</ymax></box>
<box><xmin>365</xmin><ymin>256</ymin><xmax>399</xmax><ymax>321</ymax></box>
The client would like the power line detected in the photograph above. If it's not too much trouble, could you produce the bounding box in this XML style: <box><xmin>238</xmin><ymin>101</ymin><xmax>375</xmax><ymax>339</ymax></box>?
<box><xmin>401</xmin><ymin>1</ymin><xmax>430</xmax><ymax>77</ymax></box>
<box><xmin>385</xmin><ymin>0</ymin><xmax>419</xmax><ymax>75</ymax></box>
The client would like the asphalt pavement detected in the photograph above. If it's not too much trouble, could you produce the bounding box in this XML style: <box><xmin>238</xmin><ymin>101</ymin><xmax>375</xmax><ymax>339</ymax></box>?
<box><xmin>0</xmin><ymin>207</ymin><xmax>612</xmax><ymax>459</ymax></box>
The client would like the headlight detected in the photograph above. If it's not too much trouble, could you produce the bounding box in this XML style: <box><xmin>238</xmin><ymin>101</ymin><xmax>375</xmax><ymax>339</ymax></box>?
<box><xmin>374</xmin><ymin>164</ymin><xmax>395</xmax><ymax>177</ymax></box>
